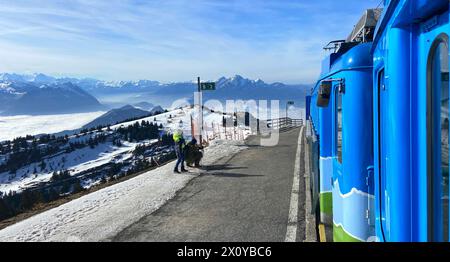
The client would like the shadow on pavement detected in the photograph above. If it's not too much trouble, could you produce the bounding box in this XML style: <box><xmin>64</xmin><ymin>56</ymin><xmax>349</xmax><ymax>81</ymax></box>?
<box><xmin>200</xmin><ymin>164</ymin><xmax>248</xmax><ymax>171</ymax></box>
<box><xmin>205</xmin><ymin>172</ymin><xmax>264</xmax><ymax>178</ymax></box>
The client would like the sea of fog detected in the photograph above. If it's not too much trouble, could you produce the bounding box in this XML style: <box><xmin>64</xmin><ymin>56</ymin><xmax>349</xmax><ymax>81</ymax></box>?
<box><xmin>0</xmin><ymin>111</ymin><xmax>105</xmax><ymax>142</ymax></box>
<box><xmin>0</xmin><ymin>95</ymin><xmax>305</xmax><ymax>142</ymax></box>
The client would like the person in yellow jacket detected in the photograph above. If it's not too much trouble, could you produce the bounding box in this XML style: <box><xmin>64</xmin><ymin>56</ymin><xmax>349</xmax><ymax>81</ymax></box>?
<box><xmin>173</xmin><ymin>130</ymin><xmax>187</xmax><ymax>173</ymax></box>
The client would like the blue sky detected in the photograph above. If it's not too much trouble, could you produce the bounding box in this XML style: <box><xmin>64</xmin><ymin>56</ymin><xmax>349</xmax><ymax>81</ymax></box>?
<box><xmin>0</xmin><ymin>0</ymin><xmax>381</xmax><ymax>84</ymax></box>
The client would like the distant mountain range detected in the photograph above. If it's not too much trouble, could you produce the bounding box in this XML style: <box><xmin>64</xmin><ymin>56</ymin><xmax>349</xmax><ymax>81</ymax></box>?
<box><xmin>206</xmin><ymin>75</ymin><xmax>310</xmax><ymax>101</ymax></box>
<box><xmin>0</xmin><ymin>80</ymin><xmax>105</xmax><ymax>115</ymax></box>
<box><xmin>0</xmin><ymin>73</ymin><xmax>311</xmax><ymax>115</ymax></box>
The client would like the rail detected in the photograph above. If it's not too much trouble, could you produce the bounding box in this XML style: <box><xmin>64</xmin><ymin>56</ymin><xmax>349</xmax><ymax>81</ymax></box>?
<box><xmin>265</xmin><ymin>117</ymin><xmax>303</xmax><ymax>131</ymax></box>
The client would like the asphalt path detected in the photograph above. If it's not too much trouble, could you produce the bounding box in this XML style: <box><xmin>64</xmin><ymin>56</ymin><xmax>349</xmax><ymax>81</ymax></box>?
<box><xmin>112</xmin><ymin>127</ymin><xmax>304</xmax><ymax>242</ymax></box>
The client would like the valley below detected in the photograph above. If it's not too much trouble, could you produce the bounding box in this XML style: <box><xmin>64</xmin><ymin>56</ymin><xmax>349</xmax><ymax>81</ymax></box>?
<box><xmin>0</xmin><ymin>72</ymin><xmax>308</xmax><ymax>233</ymax></box>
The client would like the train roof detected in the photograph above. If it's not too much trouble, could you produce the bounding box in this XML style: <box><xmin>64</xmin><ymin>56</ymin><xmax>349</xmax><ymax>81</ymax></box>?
<box><xmin>319</xmin><ymin>8</ymin><xmax>382</xmax><ymax>77</ymax></box>
<box><xmin>372</xmin><ymin>0</ymin><xmax>448</xmax><ymax>52</ymax></box>
<box><xmin>312</xmin><ymin>42</ymin><xmax>373</xmax><ymax>95</ymax></box>
<box><xmin>312</xmin><ymin>8</ymin><xmax>383</xmax><ymax>95</ymax></box>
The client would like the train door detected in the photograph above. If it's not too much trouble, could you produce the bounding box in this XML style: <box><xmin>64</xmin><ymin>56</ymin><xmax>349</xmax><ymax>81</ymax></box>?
<box><xmin>336</xmin><ymin>86</ymin><xmax>342</xmax><ymax>165</ymax></box>
<box><xmin>332</xmin><ymin>80</ymin><xmax>344</xmax><ymax>242</ymax></box>
<box><xmin>427</xmin><ymin>33</ymin><xmax>449</xmax><ymax>242</ymax></box>
<box><xmin>333</xmin><ymin>83</ymin><xmax>343</xmax><ymax>182</ymax></box>
<box><xmin>376</xmin><ymin>68</ymin><xmax>389</xmax><ymax>241</ymax></box>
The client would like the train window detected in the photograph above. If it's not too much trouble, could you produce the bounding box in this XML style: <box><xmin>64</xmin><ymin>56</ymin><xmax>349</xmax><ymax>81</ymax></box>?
<box><xmin>377</xmin><ymin>68</ymin><xmax>388</xmax><ymax>240</ymax></box>
<box><xmin>428</xmin><ymin>34</ymin><xmax>449</xmax><ymax>242</ymax></box>
<box><xmin>336</xmin><ymin>87</ymin><xmax>343</xmax><ymax>163</ymax></box>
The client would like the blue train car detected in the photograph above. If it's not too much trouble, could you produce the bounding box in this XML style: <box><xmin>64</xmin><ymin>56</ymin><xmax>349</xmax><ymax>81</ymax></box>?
<box><xmin>329</xmin><ymin>43</ymin><xmax>375</xmax><ymax>242</ymax></box>
<box><xmin>372</xmin><ymin>0</ymin><xmax>449</xmax><ymax>242</ymax></box>
<box><xmin>310</xmin><ymin>49</ymin><xmax>339</xmax><ymax>225</ymax></box>
<box><xmin>308</xmin><ymin>9</ymin><xmax>381</xmax><ymax>242</ymax></box>
<box><xmin>310</xmin><ymin>42</ymin><xmax>376</xmax><ymax>241</ymax></box>
<box><xmin>310</xmin><ymin>44</ymin><xmax>343</xmax><ymax>227</ymax></box>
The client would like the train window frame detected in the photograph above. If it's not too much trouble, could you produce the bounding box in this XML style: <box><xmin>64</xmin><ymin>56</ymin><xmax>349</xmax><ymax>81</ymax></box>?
<box><xmin>335</xmin><ymin>85</ymin><xmax>343</xmax><ymax>164</ymax></box>
<box><xmin>426</xmin><ymin>33</ymin><xmax>449</xmax><ymax>242</ymax></box>
<box><xmin>377</xmin><ymin>68</ymin><xmax>387</xmax><ymax>241</ymax></box>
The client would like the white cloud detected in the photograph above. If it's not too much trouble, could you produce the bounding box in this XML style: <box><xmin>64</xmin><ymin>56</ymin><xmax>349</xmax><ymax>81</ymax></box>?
<box><xmin>0</xmin><ymin>0</ymin><xmax>378</xmax><ymax>83</ymax></box>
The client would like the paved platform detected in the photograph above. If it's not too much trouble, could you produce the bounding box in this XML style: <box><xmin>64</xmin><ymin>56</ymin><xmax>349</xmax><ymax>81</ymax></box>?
<box><xmin>111</xmin><ymin>128</ymin><xmax>306</xmax><ymax>242</ymax></box>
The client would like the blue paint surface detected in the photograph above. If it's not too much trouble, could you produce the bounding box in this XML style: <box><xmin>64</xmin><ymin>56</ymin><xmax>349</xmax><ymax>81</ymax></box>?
<box><xmin>372</xmin><ymin>0</ymin><xmax>449</xmax><ymax>242</ymax></box>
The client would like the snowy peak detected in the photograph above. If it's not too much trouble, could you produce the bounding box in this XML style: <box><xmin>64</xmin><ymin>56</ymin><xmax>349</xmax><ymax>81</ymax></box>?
<box><xmin>0</xmin><ymin>72</ymin><xmax>311</xmax><ymax>113</ymax></box>
<box><xmin>230</xmin><ymin>75</ymin><xmax>250</xmax><ymax>87</ymax></box>
<box><xmin>133</xmin><ymin>102</ymin><xmax>154</xmax><ymax>111</ymax></box>
<box><xmin>0</xmin><ymin>73</ymin><xmax>28</xmax><ymax>82</ymax></box>
<box><xmin>82</xmin><ymin>104</ymin><xmax>151</xmax><ymax>129</ymax></box>
<box><xmin>255</xmin><ymin>79</ymin><xmax>265</xmax><ymax>85</ymax></box>
<box><xmin>119</xmin><ymin>104</ymin><xmax>137</xmax><ymax>111</ymax></box>
<box><xmin>0</xmin><ymin>82</ymin><xmax>16</xmax><ymax>94</ymax></box>
<box><xmin>215</xmin><ymin>75</ymin><xmax>270</xmax><ymax>90</ymax></box>
<box><xmin>0</xmin><ymin>73</ymin><xmax>55</xmax><ymax>84</ymax></box>
<box><xmin>2</xmin><ymin>82</ymin><xmax>104</xmax><ymax>115</ymax></box>
<box><xmin>0</xmin><ymin>72</ymin><xmax>295</xmax><ymax>93</ymax></box>
<box><xmin>149</xmin><ymin>105</ymin><xmax>164</xmax><ymax>115</ymax></box>
<box><xmin>32</xmin><ymin>73</ymin><xmax>56</xmax><ymax>83</ymax></box>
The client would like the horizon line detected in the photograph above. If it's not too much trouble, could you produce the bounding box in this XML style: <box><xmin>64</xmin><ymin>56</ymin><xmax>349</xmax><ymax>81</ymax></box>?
<box><xmin>0</xmin><ymin>72</ymin><xmax>314</xmax><ymax>86</ymax></box>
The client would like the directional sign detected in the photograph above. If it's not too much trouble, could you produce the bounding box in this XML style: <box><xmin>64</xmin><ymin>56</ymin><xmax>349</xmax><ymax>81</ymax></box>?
<box><xmin>200</xmin><ymin>82</ymin><xmax>216</xmax><ymax>91</ymax></box>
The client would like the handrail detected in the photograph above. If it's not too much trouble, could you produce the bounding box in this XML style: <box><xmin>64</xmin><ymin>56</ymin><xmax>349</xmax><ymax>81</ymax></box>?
<box><xmin>264</xmin><ymin>117</ymin><xmax>303</xmax><ymax>131</ymax></box>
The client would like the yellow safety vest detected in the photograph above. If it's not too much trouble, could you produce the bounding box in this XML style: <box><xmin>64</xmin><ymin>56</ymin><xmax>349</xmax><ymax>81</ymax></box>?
<box><xmin>173</xmin><ymin>133</ymin><xmax>183</xmax><ymax>143</ymax></box>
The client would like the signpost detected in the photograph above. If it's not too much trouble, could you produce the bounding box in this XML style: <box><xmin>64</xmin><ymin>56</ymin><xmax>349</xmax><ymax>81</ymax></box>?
<box><xmin>200</xmin><ymin>82</ymin><xmax>216</xmax><ymax>91</ymax></box>
<box><xmin>196</xmin><ymin>77</ymin><xmax>216</xmax><ymax>144</ymax></box>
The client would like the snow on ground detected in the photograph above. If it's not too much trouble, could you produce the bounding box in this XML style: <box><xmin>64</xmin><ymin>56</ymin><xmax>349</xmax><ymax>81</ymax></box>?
<box><xmin>0</xmin><ymin>105</ymin><xmax>248</xmax><ymax>195</ymax></box>
<box><xmin>288</xmin><ymin>107</ymin><xmax>305</xmax><ymax>120</ymax></box>
<box><xmin>0</xmin><ymin>141</ymin><xmax>144</xmax><ymax>194</ymax></box>
<box><xmin>110</xmin><ymin>106</ymin><xmax>250</xmax><ymax>140</ymax></box>
<box><xmin>0</xmin><ymin>111</ymin><xmax>105</xmax><ymax>142</ymax></box>
<box><xmin>0</xmin><ymin>139</ymin><xmax>247</xmax><ymax>242</ymax></box>
<box><xmin>202</xmin><ymin>100</ymin><xmax>305</xmax><ymax>120</ymax></box>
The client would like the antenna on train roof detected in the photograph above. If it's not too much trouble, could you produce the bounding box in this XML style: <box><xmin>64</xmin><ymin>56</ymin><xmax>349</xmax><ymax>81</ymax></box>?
<box><xmin>346</xmin><ymin>8</ymin><xmax>383</xmax><ymax>43</ymax></box>
<box><xmin>323</xmin><ymin>40</ymin><xmax>346</xmax><ymax>53</ymax></box>
<box><xmin>323</xmin><ymin>8</ymin><xmax>383</xmax><ymax>54</ymax></box>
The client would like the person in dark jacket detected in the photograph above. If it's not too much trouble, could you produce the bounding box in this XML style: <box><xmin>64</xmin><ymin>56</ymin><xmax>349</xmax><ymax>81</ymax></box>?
<box><xmin>184</xmin><ymin>138</ymin><xmax>203</xmax><ymax>168</ymax></box>
<box><xmin>173</xmin><ymin>131</ymin><xmax>187</xmax><ymax>173</ymax></box>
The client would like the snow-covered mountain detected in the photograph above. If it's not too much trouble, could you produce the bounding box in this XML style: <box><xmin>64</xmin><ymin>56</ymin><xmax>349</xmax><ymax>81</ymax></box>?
<box><xmin>216</xmin><ymin>75</ymin><xmax>263</xmax><ymax>89</ymax></box>
<box><xmin>0</xmin><ymin>73</ymin><xmax>311</xmax><ymax>113</ymax></box>
<box><xmin>1</xmin><ymin>82</ymin><xmax>105</xmax><ymax>115</ymax></box>
<box><xmin>211</xmin><ymin>74</ymin><xmax>308</xmax><ymax>98</ymax></box>
<box><xmin>82</xmin><ymin>105</ymin><xmax>151</xmax><ymax>129</ymax></box>
<box><xmin>0</xmin><ymin>73</ymin><xmax>310</xmax><ymax>95</ymax></box>
<box><xmin>149</xmin><ymin>105</ymin><xmax>164</xmax><ymax>115</ymax></box>
<box><xmin>0</xmin><ymin>81</ymin><xmax>38</xmax><ymax>95</ymax></box>
<box><xmin>81</xmin><ymin>104</ymin><xmax>166</xmax><ymax>131</ymax></box>
<box><xmin>133</xmin><ymin>102</ymin><xmax>154</xmax><ymax>111</ymax></box>
<box><xmin>0</xmin><ymin>73</ymin><xmax>56</xmax><ymax>83</ymax></box>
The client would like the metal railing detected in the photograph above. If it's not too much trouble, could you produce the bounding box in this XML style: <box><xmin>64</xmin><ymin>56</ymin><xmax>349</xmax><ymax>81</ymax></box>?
<box><xmin>265</xmin><ymin>117</ymin><xmax>303</xmax><ymax>131</ymax></box>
